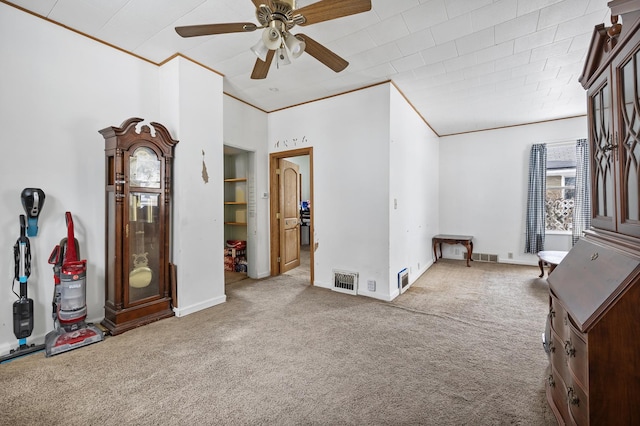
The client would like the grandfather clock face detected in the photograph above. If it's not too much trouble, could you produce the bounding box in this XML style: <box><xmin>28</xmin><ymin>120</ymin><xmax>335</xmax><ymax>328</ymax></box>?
<box><xmin>127</xmin><ymin>146</ymin><xmax>162</xmax><ymax>303</ymax></box>
<box><xmin>130</xmin><ymin>146</ymin><xmax>161</xmax><ymax>188</ymax></box>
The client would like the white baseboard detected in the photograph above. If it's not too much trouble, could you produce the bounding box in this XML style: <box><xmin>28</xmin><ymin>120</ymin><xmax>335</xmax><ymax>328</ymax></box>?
<box><xmin>255</xmin><ymin>271</ymin><xmax>271</xmax><ymax>279</ymax></box>
<box><xmin>498</xmin><ymin>259</ymin><xmax>539</xmax><ymax>267</ymax></box>
<box><xmin>173</xmin><ymin>295</ymin><xmax>226</xmax><ymax>317</ymax></box>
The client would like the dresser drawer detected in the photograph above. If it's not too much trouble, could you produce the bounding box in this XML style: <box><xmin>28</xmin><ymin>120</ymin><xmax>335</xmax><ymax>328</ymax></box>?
<box><xmin>547</xmin><ymin>364</ymin><xmax>570</xmax><ymax>422</ymax></box>
<box><xmin>549</xmin><ymin>293</ymin><xmax>569</xmax><ymax>341</ymax></box>
<box><xmin>567</xmin><ymin>379</ymin><xmax>589</xmax><ymax>425</ymax></box>
<box><xmin>549</xmin><ymin>329</ymin><xmax>569</xmax><ymax>382</ymax></box>
<box><xmin>566</xmin><ymin>326</ymin><xmax>588</xmax><ymax>390</ymax></box>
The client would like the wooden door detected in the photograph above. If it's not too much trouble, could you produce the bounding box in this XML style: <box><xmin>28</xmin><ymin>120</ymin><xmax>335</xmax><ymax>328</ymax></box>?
<box><xmin>279</xmin><ymin>159</ymin><xmax>300</xmax><ymax>273</ymax></box>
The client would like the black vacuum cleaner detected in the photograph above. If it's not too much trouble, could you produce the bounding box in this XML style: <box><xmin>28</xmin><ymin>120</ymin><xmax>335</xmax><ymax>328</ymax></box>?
<box><xmin>0</xmin><ymin>215</ymin><xmax>45</xmax><ymax>363</ymax></box>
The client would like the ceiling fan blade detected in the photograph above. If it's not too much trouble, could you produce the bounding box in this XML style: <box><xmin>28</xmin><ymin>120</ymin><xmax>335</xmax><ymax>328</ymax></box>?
<box><xmin>175</xmin><ymin>22</ymin><xmax>257</xmax><ymax>38</ymax></box>
<box><xmin>295</xmin><ymin>0</ymin><xmax>372</xmax><ymax>26</ymax></box>
<box><xmin>296</xmin><ymin>34</ymin><xmax>348</xmax><ymax>73</ymax></box>
<box><xmin>251</xmin><ymin>49</ymin><xmax>276</xmax><ymax>79</ymax></box>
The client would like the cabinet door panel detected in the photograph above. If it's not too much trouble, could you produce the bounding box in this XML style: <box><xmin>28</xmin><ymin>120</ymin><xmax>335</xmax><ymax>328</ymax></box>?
<box><xmin>617</xmin><ymin>40</ymin><xmax>640</xmax><ymax>237</ymax></box>
<box><xmin>589</xmin><ymin>73</ymin><xmax>616</xmax><ymax>231</ymax></box>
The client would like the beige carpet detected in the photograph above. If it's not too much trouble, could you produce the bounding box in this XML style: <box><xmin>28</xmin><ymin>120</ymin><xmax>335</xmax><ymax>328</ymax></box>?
<box><xmin>0</xmin><ymin>259</ymin><xmax>555</xmax><ymax>425</ymax></box>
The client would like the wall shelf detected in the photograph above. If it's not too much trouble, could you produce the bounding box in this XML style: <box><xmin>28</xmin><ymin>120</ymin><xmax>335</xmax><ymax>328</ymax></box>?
<box><xmin>224</xmin><ymin>151</ymin><xmax>249</xmax><ymax>274</ymax></box>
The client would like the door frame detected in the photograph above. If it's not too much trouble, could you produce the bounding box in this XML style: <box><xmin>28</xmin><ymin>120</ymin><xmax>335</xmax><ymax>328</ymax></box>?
<box><xmin>269</xmin><ymin>147</ymin><xmax>313</xmax><ymax>283</ymax></box>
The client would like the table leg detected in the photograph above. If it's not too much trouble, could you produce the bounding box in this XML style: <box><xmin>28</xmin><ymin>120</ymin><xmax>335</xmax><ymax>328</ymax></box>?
<box><xmin>538</xmin><ymin>259</ymin><xmax>544</xmax><ymax>278</ymax></box>
<box><xmin>465</xmin><ymin>241</ymin><xmax>472</xmax><ymax>267</ymax></box>
<box><xmin>433</xmin><ymin>240</ymin><xmax>438</xmax><ymax>263</ymax></box>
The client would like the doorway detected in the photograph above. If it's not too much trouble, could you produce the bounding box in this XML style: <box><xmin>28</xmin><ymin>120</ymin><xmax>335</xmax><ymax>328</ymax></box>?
<box><xmin>269</xmin><ymin>147</ymin><xmax>313</xmax><ymax>283</ymax></box>
<box><xmin>224</xmin><ymin>145</ymin><xmax>253</xmax><ymax>285</ymax></box>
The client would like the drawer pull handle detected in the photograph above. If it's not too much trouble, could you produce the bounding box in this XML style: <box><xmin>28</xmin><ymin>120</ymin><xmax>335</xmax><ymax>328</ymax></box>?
<box><xmin>548</xmin><ymin>375</ymin><xmax>555</xmax><ymax>388</ymax></box>
<box><xmin>564</xmin><ymin>341</ymin><xmax>576</xmax><ymax>357</ymax></box>
<box><xmin>567</xmin><ymin>387</ymin><xmax>580</xmax><ymax>406</ymax></box>
<box><xmin>591</xmin><ymin>252</ymin><xmax>599</xmax><ymax>261</ymax></box>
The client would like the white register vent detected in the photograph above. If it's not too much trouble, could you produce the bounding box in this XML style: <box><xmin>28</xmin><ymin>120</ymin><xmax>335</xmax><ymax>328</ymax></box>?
<box><xmin>398</xmin><ymin>268</ymin><xmax>409</xmax><ymax>293</ymax></box>
<box><xmin>332</xmin><ymin>270</ymin><xmax>358</xmax><ymax>295</ymax></box>
<box><xmin>465</xmin><ymin>252</ymin><xmax>498</xmax><ymax>262</ymax></box>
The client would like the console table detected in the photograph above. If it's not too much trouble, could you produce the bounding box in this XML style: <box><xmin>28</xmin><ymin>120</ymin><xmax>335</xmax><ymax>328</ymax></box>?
<box><xmin>432</xmin><ymin>235</ymin><xmax>473</xmax><ymax>267</ymax></box>
<box><xmin>536</xmin><ymin>250</ymin><xmax>567</xmax><ymax>278</ymax></box>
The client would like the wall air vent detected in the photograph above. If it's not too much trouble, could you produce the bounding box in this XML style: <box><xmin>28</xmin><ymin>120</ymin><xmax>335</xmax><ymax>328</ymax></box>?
<box><xmin>332</xmin><ymin>270</ymin><xmax>358</xmax><ymax>295</ymax></box>
<box><xmin>465</xmin><ymin>253</ymin><xmax>499</xmax><ymax>262</ymax></box>
<box><xmin>398</xmin><ymin>268</ymin><xmax>409</xmax><ymax>294</ymax></box>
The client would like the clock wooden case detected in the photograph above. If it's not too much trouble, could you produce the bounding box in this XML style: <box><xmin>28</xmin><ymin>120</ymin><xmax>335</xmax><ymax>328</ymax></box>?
<box><xmin>99</xmin><ymin>117</ymin><xmax>178</xmax><ymax>335</ymax></box>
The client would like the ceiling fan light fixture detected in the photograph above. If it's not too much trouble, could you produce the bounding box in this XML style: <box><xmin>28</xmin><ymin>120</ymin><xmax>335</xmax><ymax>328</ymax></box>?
<box><xmin>262</xmin><ymin>27</ymin><xmax>282</xmax><ymax>50</ymax></box>
<box><xmin>250</xmin><ymin>38</ymin><xmax>270</xmax><ymax>62</ymax></box>
<box><xmin>276</xmin><ymin>46</ymin><xmax>291</xmax><ymax>67</ymax></box>
<box><xmin>284</xmin><ymin>33</ymin><xmax>305</xmax><ymax>59</ymax></box>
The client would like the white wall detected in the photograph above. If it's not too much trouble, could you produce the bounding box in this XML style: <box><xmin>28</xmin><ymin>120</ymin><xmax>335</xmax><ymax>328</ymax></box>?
<box><xmin>0</xmin><ymin>1</ymin><xmax>590</xmax><ymax>355</ymax></box>
<box><xmin>268</xmin><ymin>84</ymin><xmax>393</xmax><ymax>300</ymax></box>
<box><xmin>0</xmin><ymin>4</ymin><xmax>161</xmax><ymax>353</ymax></box>
<box><xmin>438</xmin><ymin>117</ymin><xmax>587</xmax><ymax>265</ymax></box>
<box><xmin>0</xmin><ymin>4</ymin><xmax>227</xmax><ymax>353</ymax></box>
<box><xmin>160</xmin><ymin>57</ymin><xmax>226</xmax><ymax>317</ymax></box>
<box><xmin>389</xmin><ymin>85</ymin><xmax>440</xmax><ymax>298</ymax></box>
<box><xmin>223</xmin><ymin>96</ymin><xmax>270</xmax><ymax>278</ymax></box>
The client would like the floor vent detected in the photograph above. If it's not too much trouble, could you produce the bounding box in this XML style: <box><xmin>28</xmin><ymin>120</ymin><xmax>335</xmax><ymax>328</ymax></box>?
<box><xmin>465</xmin><ymin>253</ymin><xmax>498</xmax><ymax>262</ymax></box>
<box><xmin>398</xmin><ymin>268</ymin><xmax>409</xmax><ymax>293</ymax></box>
<box><xmin>332</xmin><ymin>270</ymin><xmax>358</xmax><ymax>295</ymax></box>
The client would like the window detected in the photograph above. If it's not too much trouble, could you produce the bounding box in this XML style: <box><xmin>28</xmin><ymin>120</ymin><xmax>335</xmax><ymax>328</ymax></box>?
<box><xmin>545</xmin><ymin>145</ymin><xmax>576</xmax><ymax>232</ymax></box>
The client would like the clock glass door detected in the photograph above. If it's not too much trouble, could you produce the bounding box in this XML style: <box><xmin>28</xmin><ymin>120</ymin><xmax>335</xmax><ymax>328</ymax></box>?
<box><xmin>128</xmin><ymin>192</ymin><xmax>160</xmax><ymax>302</ymax></box>
<box><xmin>127</xmin><ymin>146</ymin><xmax>163</xmax><ymax>304</ymax></box>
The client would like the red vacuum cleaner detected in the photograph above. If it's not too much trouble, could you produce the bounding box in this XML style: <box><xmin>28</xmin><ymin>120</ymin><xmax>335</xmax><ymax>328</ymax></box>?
<box><xmin>44</xmin><ymin>212</ymin><xmax>103</xmax><ymax>357</ymax></box>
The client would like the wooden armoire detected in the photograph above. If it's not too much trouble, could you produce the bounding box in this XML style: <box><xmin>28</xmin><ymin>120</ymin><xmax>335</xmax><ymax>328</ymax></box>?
<box><xmin>545</xmin><ymin>1</ymin><xmax>640</xmax><ymax>423</ymax></box>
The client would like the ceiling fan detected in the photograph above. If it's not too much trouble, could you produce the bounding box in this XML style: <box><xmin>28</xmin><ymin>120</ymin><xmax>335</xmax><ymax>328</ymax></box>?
<box><xmin>175</xmin><ymin>0</ymin><xmax>372</xmax><ymax>79</ymax></box>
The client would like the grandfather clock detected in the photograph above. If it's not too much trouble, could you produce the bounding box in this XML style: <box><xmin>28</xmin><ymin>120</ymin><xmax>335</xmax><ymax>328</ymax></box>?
<box><xmin>99</xmin><ymin>117</ymin><xmax>178</xmax><ymax>335</ymax></box>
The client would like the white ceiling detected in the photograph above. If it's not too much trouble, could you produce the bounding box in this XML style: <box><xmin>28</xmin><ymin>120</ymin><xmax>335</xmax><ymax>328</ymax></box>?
<box><xmin>7</xmin><ymin>0</ymin><xmax>611</xmax><ymax>135</ymax></box>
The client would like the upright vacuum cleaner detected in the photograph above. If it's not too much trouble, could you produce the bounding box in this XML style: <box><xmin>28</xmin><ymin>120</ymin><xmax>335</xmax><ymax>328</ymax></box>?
<box><xmin>0</xmin><ymin>215</ymin><xmax>46</xmax><ymax>363</ymax></box>
<box><xmin>44</xmin><ymin>212</ymin><xmax>103</xmax><ymax>357</ymax></box>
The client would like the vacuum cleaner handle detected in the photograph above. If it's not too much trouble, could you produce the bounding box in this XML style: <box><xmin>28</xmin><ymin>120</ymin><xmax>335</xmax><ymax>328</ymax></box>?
<box><xmin>64</xmin><ymin>212</ymin><xmax>78</xmax><ymax>262</ymax></box>
<box><xmin>48</xmin><ymin>245</ymin><xmax>61</xmax><ymax>265</ymax></box>
<box><xmin>15</xmin><ymin>215</ymin><xmax>31</xmax><ymax>282</ymax></box>
<box><xmin>19</xmin><ymin>214</ymin><xmax>26</xmax><ymax>238</ymax></box>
